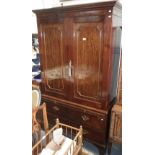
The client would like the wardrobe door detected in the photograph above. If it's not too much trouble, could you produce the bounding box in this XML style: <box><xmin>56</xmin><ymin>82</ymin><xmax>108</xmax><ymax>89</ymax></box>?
<box><xmin>72</xmin><ymin>21</ymin><xmax>105</xmax><ymax>109</ymax></box>
<box><xmin>39</xmin><ymin>23</ymin><xmax>69</xmax><ymax>99</ymax></box>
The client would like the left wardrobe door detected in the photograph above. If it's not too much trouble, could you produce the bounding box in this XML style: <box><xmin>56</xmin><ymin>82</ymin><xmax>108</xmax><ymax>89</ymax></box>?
<box><xmin>39</xmin><ymin>23</ymin><xmax>69</xmax><ymax>100</ymax></box>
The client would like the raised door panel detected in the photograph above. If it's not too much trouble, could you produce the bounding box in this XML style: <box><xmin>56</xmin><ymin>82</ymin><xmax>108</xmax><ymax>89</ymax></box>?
<box><xmin>40</xmin><ymin>24</ymin><xmax>68</xmax><ymax>98</ymax></box>
<box><xmin>73</xmin><ymin>22</ymin><xmax>105</xmax><ymax>108</ymax></box>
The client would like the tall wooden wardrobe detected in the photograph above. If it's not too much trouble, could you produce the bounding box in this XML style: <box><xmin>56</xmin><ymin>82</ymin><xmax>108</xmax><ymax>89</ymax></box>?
<box><xmin>33</xmin><ymin>1</ymin><xmax>122</xmax><ymax>154</ymax></box>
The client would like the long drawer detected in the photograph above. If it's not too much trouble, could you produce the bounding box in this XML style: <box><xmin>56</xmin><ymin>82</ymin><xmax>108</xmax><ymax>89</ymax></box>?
<box><xmin>45</xmin><ymin>99</ymin><xmax>107</xmax><ymax>131</ymax></box>
<box><xmin>43</xmin><ymin>98</ymin><xmax>109</xmax><ymax>146</ymax></box>
<box><xmin>47</xmin><ymin>111</ymin><xmax>107</xmax><ymax>146</ymax></box>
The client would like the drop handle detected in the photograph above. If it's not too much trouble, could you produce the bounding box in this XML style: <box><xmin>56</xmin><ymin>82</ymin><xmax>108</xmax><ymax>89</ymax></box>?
<box><xmin>68</xmin><ymin>60</ymin><xmax>72</xmax><ymax>77</ymax></box>
<box><xmin>81</xmin><ymin>115</ymin><xmax>90</xmax><ymax>121</ymax></box>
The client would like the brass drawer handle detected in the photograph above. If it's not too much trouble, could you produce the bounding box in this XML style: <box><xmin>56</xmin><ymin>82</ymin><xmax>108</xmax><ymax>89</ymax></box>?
<box><xmin>53</xmin><ymin>106</ymin><xmax>59</xmax><ymax>111</ymax></box>
<box><xmin>81</xmin><ymin>115</ymin><xmax>90</xmax><ymax>121</ymax></box>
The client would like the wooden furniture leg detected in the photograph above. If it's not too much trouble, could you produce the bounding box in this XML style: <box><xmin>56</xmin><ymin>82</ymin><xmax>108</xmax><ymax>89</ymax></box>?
<box><xmin>99</xmin><ymin>149</ymin><xmax>105</xmax><ymax>155</ymax></box>
<box><xmin>107</xmin><ymin>142</ymin><xmax>112</xmax><ymax>155</ymax></box>
<box><xmin>96</xmin><ymin>145</ymin><xmax>106</xmax><ymax>155</ymax></box>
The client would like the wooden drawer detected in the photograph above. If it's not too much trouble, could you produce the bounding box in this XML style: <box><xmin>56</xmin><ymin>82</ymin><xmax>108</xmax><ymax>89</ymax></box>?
<box><xmin>47</xmin><ymin>112</ymin><xmax>71</xmax><ymax>128</ymax></box>
<box><xmin>47</xmin><ymin>112</ymin><xmax>107</xmax><ymax>147</ymax></box>
<box><xmin>44</xmin><ymin>99</ymin><xmax>109</xmax><ymax>147</ymax></box>
<box><xmin>83</xmin><ymin>128</ymin><xmax>106</xmax><ymax>146</ymax></box>
<box><xmin>68</xmin><ymin>121</ymin><xmax>107</xmax><ymax>146</ymax></box>
<box><xmin>45</xmin><ymin>99</ymin><xmax>106</xmax><ymax>131</ymax></box>
<box><xmin>68</xmin><ymin>109</ymin><xmax>106</xmax><ymax>132</ymax></box>
<box><xmin>45</xmin><ymin>100</ymin><xmax>71</xmax><ymax>119</ymax></box>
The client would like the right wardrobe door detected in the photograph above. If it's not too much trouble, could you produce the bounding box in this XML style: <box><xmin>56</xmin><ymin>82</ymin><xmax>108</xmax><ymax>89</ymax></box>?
<box><xmin>72</xmin><ymin>20</ymin><xmax>108</xmax><ymax>110</ymax></box>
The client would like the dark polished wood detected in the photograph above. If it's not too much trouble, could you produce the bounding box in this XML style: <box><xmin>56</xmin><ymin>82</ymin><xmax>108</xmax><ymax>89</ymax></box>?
<box><xmin>33</xmin><ymin>1</ymin><xmax>122</xmax><ymax>154</ymax></box>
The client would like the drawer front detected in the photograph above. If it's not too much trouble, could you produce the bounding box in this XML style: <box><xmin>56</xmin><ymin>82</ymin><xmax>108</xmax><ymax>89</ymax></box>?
<box><xmin>66</xmin><ymin>121</ymin><xmax>107</xmax><ymax>146</ymax></box>
<box><xmin>44</xmin><ymin>98</ymin><xmax>108</xmax><ymax>145</ymax></box>
<box><xmin>45</xmin><ymin>100</ymin><xmax>71</xmax><ymax>119</ymax></box>
<box><xmin>83</xmin><ymin>128</ymin><xmax>106</xmax><ymax>145</ymax></box>
<box><xmin>45</xmin><ymin>99</ymin><xmax>106</xmax><ymax>131</ymax></box>
<box><xmin>47</xmin><ymin>112</ymin><xmax>71</xmax><ymax>128</ymax></box>
<box><xmin>68</xmin><ymin>109</ymin><xmax>106</xmax><ymax>132</ymax></box>
<box><xmin>47</xmin><ymin>112</ymin><xmax>107</xmax><ymax>146</ymax></box>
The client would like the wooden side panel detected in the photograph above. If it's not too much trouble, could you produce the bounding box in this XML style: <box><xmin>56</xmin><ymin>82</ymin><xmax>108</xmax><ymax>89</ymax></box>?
<box><xmin>117</xmin><ymin>53</ymin><xmax>122</xmax><ymax>104</ymax></box>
